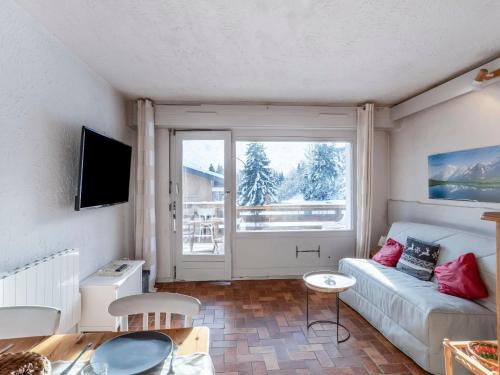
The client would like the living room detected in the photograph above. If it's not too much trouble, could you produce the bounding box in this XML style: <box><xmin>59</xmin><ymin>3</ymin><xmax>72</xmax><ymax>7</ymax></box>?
<box><xmin>0</xmin><ymin>1</ymin><xmax>499</xmax><ymax>374</ymax></box>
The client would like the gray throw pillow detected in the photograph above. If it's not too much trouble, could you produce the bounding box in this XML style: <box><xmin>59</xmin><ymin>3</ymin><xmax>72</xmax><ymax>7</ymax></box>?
<box><xmin>396</xmin><ymin>237</ymin><xmax>440</xmax><ymax>281</ymax></box>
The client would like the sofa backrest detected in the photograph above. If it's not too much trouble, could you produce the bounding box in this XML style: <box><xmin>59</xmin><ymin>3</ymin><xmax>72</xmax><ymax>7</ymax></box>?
<box><xmin>387</xmin><ymin>221</ymin><xmax>496</xmax><ymax>312</ymax></box>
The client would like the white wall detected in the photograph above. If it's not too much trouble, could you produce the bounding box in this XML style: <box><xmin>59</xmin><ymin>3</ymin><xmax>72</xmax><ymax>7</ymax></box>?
<box><xmin>0</xmin><ymin>0</ymin><xmax>134</xmax><ymax>279</ymax></box>
<box><xmin>389</xmin><ymin>83</ymin><xmax>500</xmax><ymax>235</ymax></box>
<box><xmin>372</xmin><ymin>130</ymin><xmax>390</xmax><ymax>245</ymax></box>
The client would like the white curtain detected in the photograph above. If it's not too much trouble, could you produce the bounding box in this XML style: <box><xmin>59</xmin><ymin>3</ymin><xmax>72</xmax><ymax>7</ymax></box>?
<box><xmin>135</xmin><ymin>99</ymin><xmax>157</xmax><ymax>291</ymax></box>
<box><xmin>356</xmin><ymin>103</ymin><xmax>375</xmax><ymax>258</ymax></box>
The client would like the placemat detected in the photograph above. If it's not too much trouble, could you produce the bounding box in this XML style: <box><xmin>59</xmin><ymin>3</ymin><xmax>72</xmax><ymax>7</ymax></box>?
<box><xmin>51</xmin><ymin>353</ymin><xmax>214</xmax><ymax>375</ymax></box>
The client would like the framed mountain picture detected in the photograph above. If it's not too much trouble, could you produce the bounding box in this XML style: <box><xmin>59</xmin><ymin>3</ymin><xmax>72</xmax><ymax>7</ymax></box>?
<box><xmin>428</xmin><ymin>145</ymin><xmax>500</xmax><ymax>203</ymax></box>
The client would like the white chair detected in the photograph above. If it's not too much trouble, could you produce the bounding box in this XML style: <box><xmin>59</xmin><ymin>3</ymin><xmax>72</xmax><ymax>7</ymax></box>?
<box><xmin>108</xmin><ymin>292</ymin><xmax>201</xmax><ymax>331</ymax></box>
<box><xmin>0</xmin><ymin>306</ymin><xmax>61</xmax><ymax>339</ymax></box>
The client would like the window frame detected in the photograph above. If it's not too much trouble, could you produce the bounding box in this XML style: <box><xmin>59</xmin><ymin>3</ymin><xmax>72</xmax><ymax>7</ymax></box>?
<box><xmin>231</xmin><ymin>131</ymin><xmax>356</xmax><ymax>238</ymax></box>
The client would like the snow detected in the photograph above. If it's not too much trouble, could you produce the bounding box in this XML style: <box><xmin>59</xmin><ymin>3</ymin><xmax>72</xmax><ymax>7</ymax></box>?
<box><xmin>238</xmin><ymin>142</ymin><xmax>348</xmax><ymax>206</ymax></box>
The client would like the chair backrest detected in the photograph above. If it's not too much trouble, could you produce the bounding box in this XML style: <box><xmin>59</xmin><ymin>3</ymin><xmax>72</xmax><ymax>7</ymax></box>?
<box><xmin>0</xmin><ymin>306</ymin><xmax>61</xmax><ymax>339</ymax></box>
<box><xmin>198</xmin><ymin>208</ymin><xmax>214</xmax><ymax>220</ymax></box>
<box><xmin>108</xmin><ymin>292</ymin><xmax>201</xmax><ymax>331</ymax></box>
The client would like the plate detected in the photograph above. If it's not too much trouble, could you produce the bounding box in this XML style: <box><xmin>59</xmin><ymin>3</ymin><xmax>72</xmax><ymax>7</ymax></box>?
<box><xmin>91</xmin><ymin>331</ymin><xmax>173</xmax><ymax>374</ymax></box>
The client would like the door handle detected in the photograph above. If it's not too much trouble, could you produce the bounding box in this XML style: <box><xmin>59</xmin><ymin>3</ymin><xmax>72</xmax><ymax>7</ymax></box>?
<box><xmin>172</xmin><ymin>201</ymin><xmax>177</xmax><ymax>233</ymax></box>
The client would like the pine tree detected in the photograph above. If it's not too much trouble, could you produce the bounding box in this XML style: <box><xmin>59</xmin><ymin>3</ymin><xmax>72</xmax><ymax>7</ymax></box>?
<box><xmin>277</xmin><ymin>162</ymin><xmax>305</xmax><ymax>201</ymax></box>
<box><xmin>302</xmin><ymin>144</ymin><xmax>346</xmax><ymax>201</ymax></box>
<box><xmin>216</xmin><ymin>164</ymin><xmax>224</xmax><ymax>174</ymax></box>
<box><xmin>208</xmin><ymin>163</ymin><xmax>215</xmax><ymax>172</ymax></box>
<box><xmin>273</xmin><ymin>171</ymin><xmax>285</xmax><ymax>187</ymax></box>
<box><xmin>238</xmin><ymin>143</ymin><xmax>277</xmax><ymax>206</ymax></box>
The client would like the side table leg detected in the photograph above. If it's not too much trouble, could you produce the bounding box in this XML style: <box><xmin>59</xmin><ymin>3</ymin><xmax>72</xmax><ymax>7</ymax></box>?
<box><xmin>306</xmin><ymin>286</ymin><xmax>309</xmax><ymax>328</ymax></box>
<box><xmin>336</xmin><ymin>292</ymin><xmax>340</xmax><ymax>343</ymax></box>
<box><xmin>306</xmin><ymin>284</ymin><xmax>351</xmax><ymax>344</ymax></box>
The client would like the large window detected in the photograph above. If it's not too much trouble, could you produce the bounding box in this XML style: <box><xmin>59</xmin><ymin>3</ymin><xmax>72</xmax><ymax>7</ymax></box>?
<box><xmin>236</xmin><ymin>141</ymin><xmax>352</xmax><ymax>232</ymax></box>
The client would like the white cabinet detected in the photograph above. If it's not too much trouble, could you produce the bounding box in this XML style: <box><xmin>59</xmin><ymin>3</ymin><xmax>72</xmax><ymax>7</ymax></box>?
<box><xmin>79</xmin><ymin>260</ymin><xmax>145</xmax><ymax>332</ymax></box>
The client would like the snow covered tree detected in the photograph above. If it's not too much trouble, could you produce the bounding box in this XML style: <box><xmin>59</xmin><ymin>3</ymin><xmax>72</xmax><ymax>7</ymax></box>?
<box><xmin>277</xmin><ymin>162</ymin><xmax>306</xmax><ymax>201</ymax></box>
<box><xmin>216</xmin><ymin>164</ymin><xmax>224</xmax><ymax>174</ymax></box>
<box><xmin>273</xmin><ymin>171</ymin><xmax>285</xmax><ymax>186</ymax></box>
<box><xmin>208</xmin><ymin>164</ymin><xmax>215</xmax><ymax>172</ymax></box>
<box><xmin>302</xmin><ymin>144</ymin><xmax>346</xmax><ymax>201</ymax></box>
<box><xmin>238</xmin><ymin>143</ymin><xmax>277</xmax><ymax>206</ymax></box>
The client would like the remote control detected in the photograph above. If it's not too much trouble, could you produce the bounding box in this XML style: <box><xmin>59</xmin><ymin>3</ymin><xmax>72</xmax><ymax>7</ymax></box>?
<box><xmin>114</xmin><ymin>264</ymin><xmax>128</xmax><ymax>272</ymax></box>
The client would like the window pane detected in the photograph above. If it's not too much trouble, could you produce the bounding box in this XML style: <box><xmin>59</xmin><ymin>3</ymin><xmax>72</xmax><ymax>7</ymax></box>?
<box><xmin>182</xmin><ymin>140</ymin><xmax>225</xmax><ymax>254</ymax></box>
<box><xmin>236</xmin><ymin>141</ymin><xmax>351</xmax><ymax>232</ymax></box>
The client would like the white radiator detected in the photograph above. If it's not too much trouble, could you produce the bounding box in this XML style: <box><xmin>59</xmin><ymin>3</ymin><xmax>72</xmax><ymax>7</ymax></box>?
<box><xmin>0</xmin><ymin>249</ymin><xmax>80</xmax><ymax>333</ymax></box>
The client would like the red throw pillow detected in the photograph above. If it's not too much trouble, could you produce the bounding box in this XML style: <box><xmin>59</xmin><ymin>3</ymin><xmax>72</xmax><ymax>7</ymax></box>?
<box><xmin>372</xmin><ymin>238</ymin><xmax>404</xmax><ymax>267</ymax></box>
<box><xmin>434</xmin><ymin>253</ymin><xmax>488</xmax><ymax>300</ymax></box>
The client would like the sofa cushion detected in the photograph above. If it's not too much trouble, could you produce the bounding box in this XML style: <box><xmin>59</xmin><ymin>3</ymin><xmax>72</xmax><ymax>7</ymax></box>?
<box><xmin>396</xmin><ymin>236</ymin><xmax>440</xmax><ymax>280</ymax></box>
<box><xmin>372</xmin><ymin>238</ymin><xmax>404</xmax><ymax>267</ymax></box>
<box><xmin>339</xmin><ymin>258</ymin><xmax>496</xmax><ymax>347</ymax></box>
<box><xmin>434</xmin><ymin>253</ymin><xmax>489</xmax><ymax>300</ymax></box>
<box><xmin>387</xmin><ymin>222</ymin><xmax>496</xmax><ymax>311</ymax></box>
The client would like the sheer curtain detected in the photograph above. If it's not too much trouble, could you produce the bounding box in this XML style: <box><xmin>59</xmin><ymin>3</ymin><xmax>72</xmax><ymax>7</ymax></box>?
<box><xmin>356</xmin><ymin>103</ymin><xmax>374</xmax><ymax>258</ymax></box>
<box><xmin>135</xmin><ymin>99</ymin><xmax>157</xmax><ymax>291</ymax></box>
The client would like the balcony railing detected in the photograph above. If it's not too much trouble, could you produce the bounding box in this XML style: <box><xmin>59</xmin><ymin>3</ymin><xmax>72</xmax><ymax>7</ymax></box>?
<box><xmin>183</xmin><ymin>201</ymin><xmax>348</xmax><ymax>232</ymax></box>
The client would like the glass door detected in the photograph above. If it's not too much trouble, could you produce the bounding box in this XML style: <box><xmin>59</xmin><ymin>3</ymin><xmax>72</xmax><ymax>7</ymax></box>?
<box><xmin>172</xmin><ymin>131</ymin><xmax>231</xmax><ymax>280</ymax></box>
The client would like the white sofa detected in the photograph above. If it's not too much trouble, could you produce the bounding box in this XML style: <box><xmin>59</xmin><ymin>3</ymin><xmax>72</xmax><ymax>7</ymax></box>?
<box><xmin>339</xmin><ymin>222</ymin><xmax>497</xmax><ymax>374</ymax></box>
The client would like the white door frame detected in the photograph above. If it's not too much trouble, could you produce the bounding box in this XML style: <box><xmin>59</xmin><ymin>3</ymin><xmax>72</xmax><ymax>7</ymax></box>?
<box><xmin>171</xmin><ymin>131</ymin><xmax>232</xmax><ymax>281</ymax></box>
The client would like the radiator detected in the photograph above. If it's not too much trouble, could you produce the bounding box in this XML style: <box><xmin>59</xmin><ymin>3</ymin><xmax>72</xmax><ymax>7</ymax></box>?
<box><xmin>0</xmin><ymin>249</ymin><xmax>80</xmax><ymax>333</ymax></box>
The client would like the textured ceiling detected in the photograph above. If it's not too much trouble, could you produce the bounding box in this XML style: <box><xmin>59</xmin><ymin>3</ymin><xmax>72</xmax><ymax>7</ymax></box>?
<box><xmin>16</xmin><ymin>0</ymin><xmax>500</xmax><ymax>105</ymax></box>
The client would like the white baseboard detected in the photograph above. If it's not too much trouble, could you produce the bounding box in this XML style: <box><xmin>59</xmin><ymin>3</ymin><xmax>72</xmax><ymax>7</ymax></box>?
<box><xmin>156</xmin><ymin>277</ymin><xmax>174</xmax><ymax>283</ymax></box>
<box><xmin>156</xmin><ymin>272</ymin><xmax>343</xmax><ymax>283</ymax></box>
<box><xmin>233</xmin><ymin>265</ymin><xmax>338</xmax><ymax>278</ymax></box>
<box><xmin>231</xmin><ymin>275</ymin><xmax>302</xmax><ymax>281</ymax></box>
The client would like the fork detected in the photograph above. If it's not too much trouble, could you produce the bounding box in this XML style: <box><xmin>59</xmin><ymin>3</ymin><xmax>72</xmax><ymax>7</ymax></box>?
<box><xmin>0</xmin><ymin>343</ymin><xmax>14</xmax><ymax>355</ymax></box>
<box><xmin>168</xmin><ymin>343</ymin><xmax>179</xmax><ymax>374</ymax></box>
<box><xmin>60</xmin><ymin>342</ymin><xmax>93</xmax><ymax>375</ymax></box>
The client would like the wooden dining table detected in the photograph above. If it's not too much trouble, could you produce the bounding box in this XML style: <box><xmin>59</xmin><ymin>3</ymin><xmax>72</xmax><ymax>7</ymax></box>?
<box><xmin>0</xmin><ymin>327</ymin><xmax>209</xmax><ymax>362</ymax></box>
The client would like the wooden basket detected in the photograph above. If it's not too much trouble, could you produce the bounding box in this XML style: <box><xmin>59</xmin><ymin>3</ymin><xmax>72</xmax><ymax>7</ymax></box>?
<box><xmin>0</xmin><ymin>352</ymin><xmax>51</xmax><ymax>375</ymax></box>
<box><xmin>468</xmin><ymin>341</ymin><xmax>499</xmax><ymax>369</ymax></box>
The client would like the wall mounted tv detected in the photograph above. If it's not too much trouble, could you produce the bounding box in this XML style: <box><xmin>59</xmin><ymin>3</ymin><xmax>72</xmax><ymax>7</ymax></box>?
<box><xmin>75</xmin><ymin>126</ymin><xmax>132</xmax><ymax>210</ymax></box>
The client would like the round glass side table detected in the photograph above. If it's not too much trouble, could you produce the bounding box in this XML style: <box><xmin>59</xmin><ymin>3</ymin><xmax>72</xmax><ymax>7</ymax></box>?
<box><xmin>303</xmin><ymin>270</ymin><xmax>356</xmax><ymax>343</ymax></box>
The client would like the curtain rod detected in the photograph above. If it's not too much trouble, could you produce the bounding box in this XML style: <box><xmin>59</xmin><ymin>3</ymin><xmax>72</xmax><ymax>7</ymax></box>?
<box><xmin>149</xmin><ymin>101</ymin><xmax>384</xmax><ymax>109</ymax></box>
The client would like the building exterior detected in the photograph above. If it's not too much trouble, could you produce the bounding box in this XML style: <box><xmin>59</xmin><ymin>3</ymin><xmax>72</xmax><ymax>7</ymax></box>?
<box><xmin>183</xmin><ymin>165</ymin><xmax>224</xmax><ymax>202</ymax></box>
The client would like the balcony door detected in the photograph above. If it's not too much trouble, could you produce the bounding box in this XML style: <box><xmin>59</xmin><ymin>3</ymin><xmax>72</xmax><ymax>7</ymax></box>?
<box><xmin>171</xmin><ymin>131</ymin><xmax>231</xmax><ymax>281</ymax></box>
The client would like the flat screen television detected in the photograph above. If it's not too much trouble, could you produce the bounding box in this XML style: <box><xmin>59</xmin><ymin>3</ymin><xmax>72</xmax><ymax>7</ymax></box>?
<box><xmin>75</xmin><ymin>126</ymin><xmax>132</xmax><ymax>210</ymax></box>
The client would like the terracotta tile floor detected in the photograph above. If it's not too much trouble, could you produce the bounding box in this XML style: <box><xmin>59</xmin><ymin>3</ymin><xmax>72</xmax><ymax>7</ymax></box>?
<box><xmin>129</xmin><ymin>279</ymin><xmax>429</xmax><ymax>375</ymax></box>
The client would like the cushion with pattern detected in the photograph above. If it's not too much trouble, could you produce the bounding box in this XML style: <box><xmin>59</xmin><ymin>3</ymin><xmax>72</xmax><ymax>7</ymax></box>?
<box><xmin>396</xmin><ymin>237</ymin><xmax>440</xmax><ymax>281</ymax></box>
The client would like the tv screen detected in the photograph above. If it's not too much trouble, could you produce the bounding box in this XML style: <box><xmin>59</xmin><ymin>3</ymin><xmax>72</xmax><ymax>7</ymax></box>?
<box><xmin>75</xmin><ymin>127</ymin><xmax>132</xmax><ymax>210</ymax></box>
